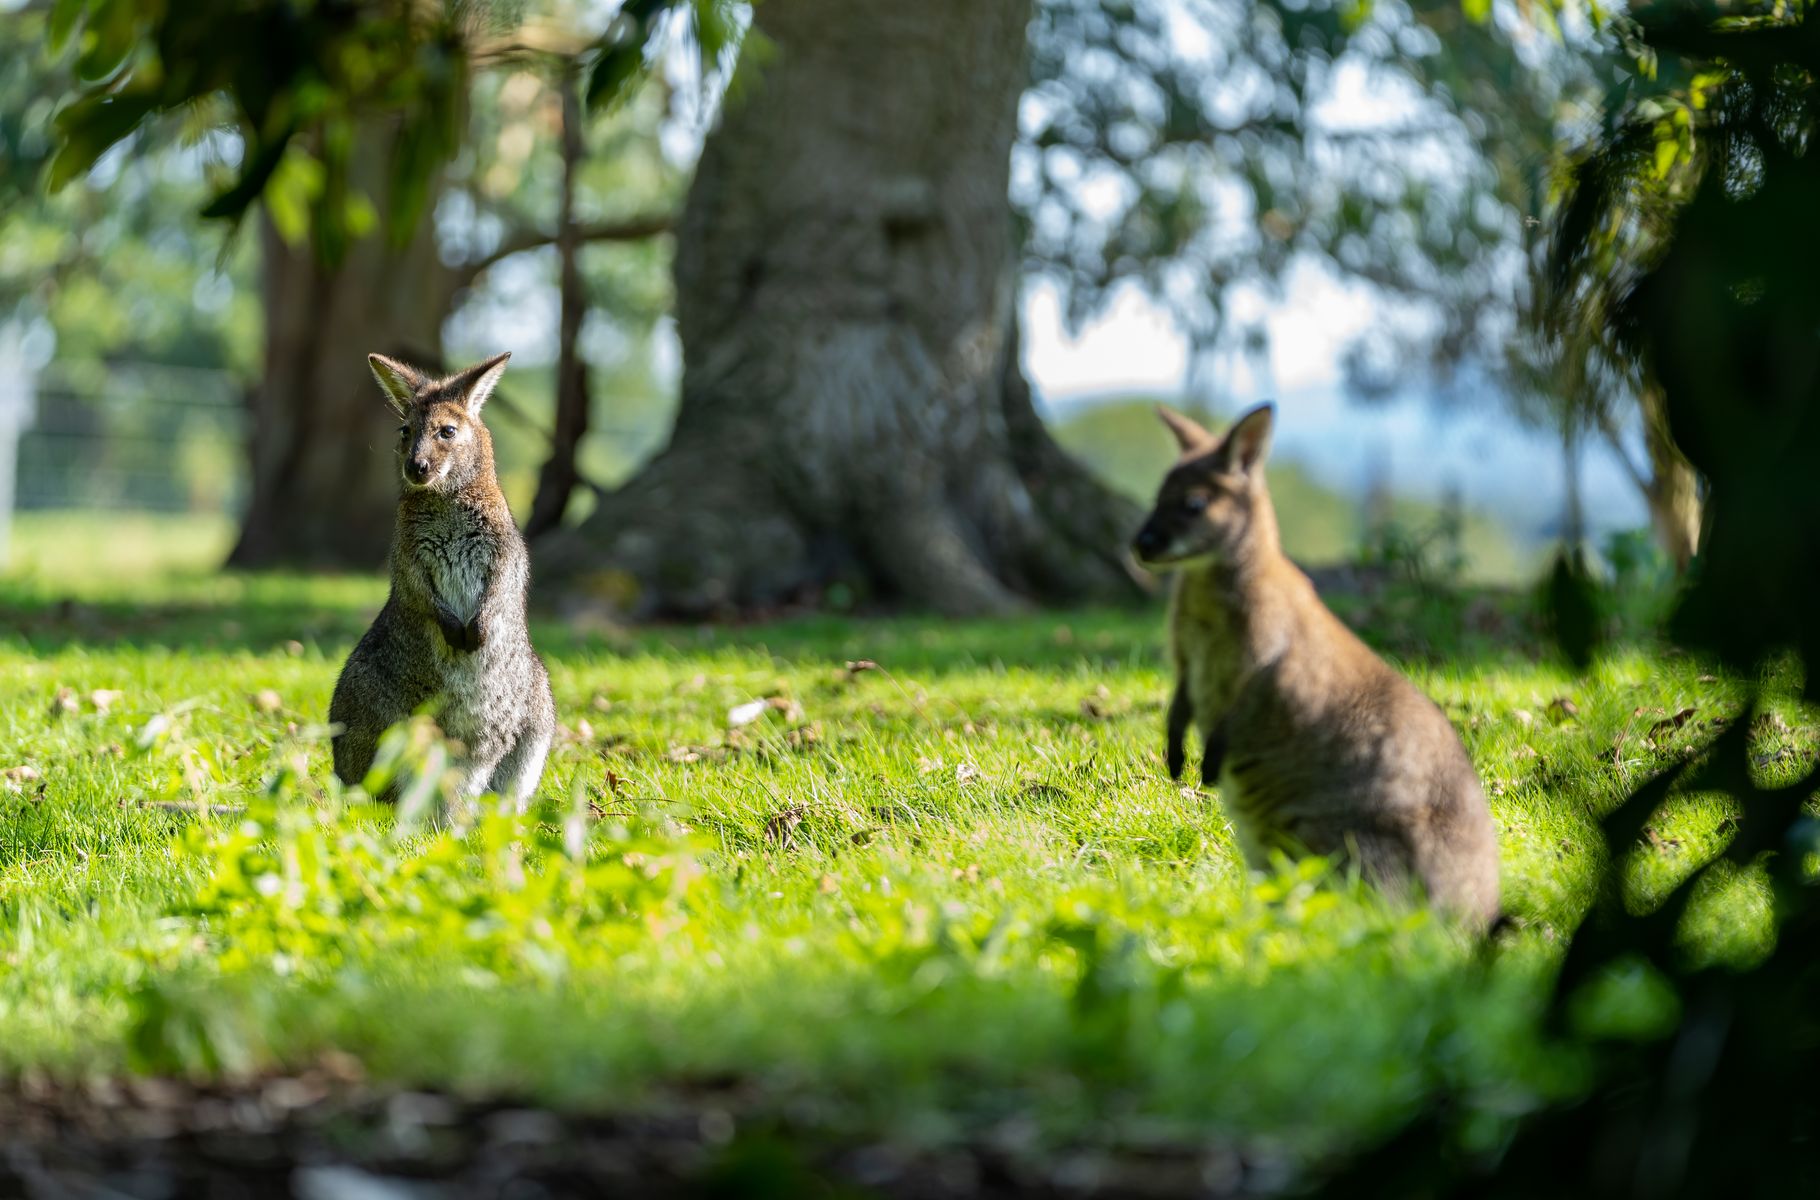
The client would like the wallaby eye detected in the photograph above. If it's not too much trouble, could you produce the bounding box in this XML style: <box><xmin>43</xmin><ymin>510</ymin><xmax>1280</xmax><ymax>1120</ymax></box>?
<box><xmin>438</xmin><ymin>426</ymin><xmax>458</xmax><ymax>440</ymax></box>
<box><xmin>1182</xmin><ymin>491</ymin><xmax>1211</xmax><ymax>513</ymax></box>
<box><xmin>397</xmin><ymin>426</ymin><xmax>408</xmax><ymax>439</ymax></box>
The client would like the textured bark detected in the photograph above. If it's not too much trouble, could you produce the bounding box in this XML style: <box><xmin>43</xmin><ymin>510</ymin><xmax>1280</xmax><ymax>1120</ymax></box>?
<box><xmin>540</xmin><ymin>0</ymin><xmax>1140</xmax><ymax>616</ymax></box>
<box><xmin>229</xmin><ymin>203</ymin><xmax>452</xmax><ymax>569</ymax></box>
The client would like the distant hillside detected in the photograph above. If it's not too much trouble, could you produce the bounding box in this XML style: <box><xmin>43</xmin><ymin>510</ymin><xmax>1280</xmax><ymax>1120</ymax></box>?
<box><xmin>1049</xmin><ymin>397</ymin><xmax>1532</xmax><ymax>582</ymax></box>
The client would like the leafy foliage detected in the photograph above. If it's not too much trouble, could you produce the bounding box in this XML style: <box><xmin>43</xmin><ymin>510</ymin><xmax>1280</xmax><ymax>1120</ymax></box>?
<box><xmin>1316</xmin><ymin>5</ymin><xmax>1820</xmax><ymax>1192</ymax></box>
<box><xmin>1021</xmin><ymin>0</ymin><xmax>1597</xmax><ymax>380</ymax></box>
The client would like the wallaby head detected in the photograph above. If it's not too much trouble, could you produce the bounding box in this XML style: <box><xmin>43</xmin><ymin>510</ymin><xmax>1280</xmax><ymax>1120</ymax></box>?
<box><xmin>1132</xmin><ymin>403</ymin><xmax>1278</xmax><ymax>570</ymax></box>
<box><xmin>367</xmin><ymin>352</ymin><xmax>511</xmax><ymax>494</ymax></box>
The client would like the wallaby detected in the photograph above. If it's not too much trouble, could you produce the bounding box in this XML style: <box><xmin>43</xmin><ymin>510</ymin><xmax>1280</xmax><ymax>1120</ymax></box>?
<box><xmin>1131</xmin><ymin>403</ymin><xmax>1501</xmax><ymax>926</ymax></box>
<box><xmin>329</xmin><ymin>351</ymin><xmax>556</xmax><ymax>810</ymax></box>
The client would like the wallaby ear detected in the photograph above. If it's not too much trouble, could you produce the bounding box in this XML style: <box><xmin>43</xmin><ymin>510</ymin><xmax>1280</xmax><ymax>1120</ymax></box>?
<box><xmin>1157</xmin><ymin>405</ymin><xmax>1215</xmax><ymax>453</ymax></box>
<box><xmin>368</xmin><ymin>354</ymin><xmax>426</xmax><ymax>418</ymax></box>
<box><xmin>1219</xmin><ymin>402</ymin><xmax>1275</xmax><ymax>477</ymax></box>
<box><xmin>447</xmin><ymin>351</ymin><xmax>511</xmax><ymax>414</ymax></box>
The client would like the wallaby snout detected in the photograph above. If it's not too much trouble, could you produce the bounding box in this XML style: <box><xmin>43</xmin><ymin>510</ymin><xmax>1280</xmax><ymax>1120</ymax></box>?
<box><xmin>1132</xmin><ymin>520</ymin><xmax>1171</xmax><ymax>562</ymax></box>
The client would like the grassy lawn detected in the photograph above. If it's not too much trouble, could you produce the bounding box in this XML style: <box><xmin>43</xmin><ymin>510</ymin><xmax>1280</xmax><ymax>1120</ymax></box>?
<box><xmin>0</xmin><ymin>514</ymin><xmax>1804</xmax><ymax>1183</ymax></box>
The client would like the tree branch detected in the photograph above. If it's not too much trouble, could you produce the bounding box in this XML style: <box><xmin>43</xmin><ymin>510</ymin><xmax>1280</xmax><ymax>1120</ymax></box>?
<box><xmin>450</xmin><ymin>212</ymin><xmax>674</xmax><ymax>288</ymax></box>
<box><xmin>1592</xmin><ymin>405</ymin><xmax>1656</xmax><ymax>499</ymax></box>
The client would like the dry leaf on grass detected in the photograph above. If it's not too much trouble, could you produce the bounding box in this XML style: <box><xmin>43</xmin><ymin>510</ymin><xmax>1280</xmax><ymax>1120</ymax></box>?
<box><xmin>2</xmin><ymin>765</ymin><xmax>42</xmax><ymax>791</ymax></box>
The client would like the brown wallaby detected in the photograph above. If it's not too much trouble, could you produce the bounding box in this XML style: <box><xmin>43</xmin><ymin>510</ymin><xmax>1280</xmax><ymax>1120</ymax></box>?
<box><xmin>329</xmin><ymin>351</ymin><xmax>556</xmax><ymax>809</ymax></box>
<box><xmin>1131</xmin><ymin>403</ymin><xmax>1501</xmax><ymax>926</ymax></box>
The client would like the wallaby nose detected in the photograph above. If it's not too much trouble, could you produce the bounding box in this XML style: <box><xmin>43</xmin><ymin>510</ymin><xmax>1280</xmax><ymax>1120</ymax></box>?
<box><xmin>407</xmin><ymin>457</ymin><xmax>431</xmax><ymax>483</ymax></box>
<box><xmin>1133</xmin><ymin>524</ymin><xmax>1166</xmax><ymax>559</ymax></box>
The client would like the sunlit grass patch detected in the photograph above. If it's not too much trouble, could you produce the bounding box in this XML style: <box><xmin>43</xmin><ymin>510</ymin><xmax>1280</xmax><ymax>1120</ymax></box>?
<box><xmin>0</xmin><ymin>546</ymin><xmax>1806</xmax><ymax>1166</ymax></box>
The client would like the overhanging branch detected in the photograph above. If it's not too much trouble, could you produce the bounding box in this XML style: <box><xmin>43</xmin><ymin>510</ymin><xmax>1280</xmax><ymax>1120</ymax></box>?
<box><xmin>450</xmin><ymin>212</ymin><xmax>674</xmax><ymax>288</ymax></box>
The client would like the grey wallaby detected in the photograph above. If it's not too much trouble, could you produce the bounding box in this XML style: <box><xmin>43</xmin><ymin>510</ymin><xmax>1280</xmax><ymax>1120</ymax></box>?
<box><xmin>329</xmin><ymin>351</ymin><xmax>556</xmax><ymax>809</ymax></box>
<box><xmin>1131</xmin><ymin>403</ymin><xmax>1501</xmax><ymax>927</ymax></box>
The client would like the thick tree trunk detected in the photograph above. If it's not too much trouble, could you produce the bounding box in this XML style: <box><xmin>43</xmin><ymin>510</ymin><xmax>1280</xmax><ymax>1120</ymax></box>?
<box><xmin>539</xmin><ymin>0</ymin><xmax>1140</xmax><ymax>617</ymax></box>
<box><xmin>228</xmin><ymin>210</ymin><xmax>452</xmax><ymax>569</ymax></box>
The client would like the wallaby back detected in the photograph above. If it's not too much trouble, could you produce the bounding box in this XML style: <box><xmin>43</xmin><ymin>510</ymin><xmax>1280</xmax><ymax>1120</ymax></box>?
<box><xmin>329</xmin><ymin>352</ymin><xmax>556</xmax><ymax>808</ymax></box>
<box><xmin>1133</xmin><ymin>403</ymin><xmax>1500</xmax><ymax>926</ymax></box>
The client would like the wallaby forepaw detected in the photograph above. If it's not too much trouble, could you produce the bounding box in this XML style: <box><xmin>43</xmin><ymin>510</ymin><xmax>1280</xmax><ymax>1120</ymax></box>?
<box><xmin>463</xmin><ymin>617</ymin><xmax>486</xmax><ymax>651</ymax></box>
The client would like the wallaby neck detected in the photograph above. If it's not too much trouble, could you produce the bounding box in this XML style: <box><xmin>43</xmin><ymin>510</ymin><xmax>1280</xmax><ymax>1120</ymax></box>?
<box><xmin>398</xmin><ymin>477</ymin><xmax>510</xmax><ymax>531</ymax></box>
<box><xmin>1175</xmin><ymin>530</ymin><xmax>1307</xmax><ymax>666</ymax></box>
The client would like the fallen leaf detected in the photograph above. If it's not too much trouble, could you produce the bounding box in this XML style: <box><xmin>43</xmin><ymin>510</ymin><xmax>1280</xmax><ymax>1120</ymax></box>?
<box><xmin>1546</xmin><ymin>697</ymin><xmax>1580</xmax><ymax>724</ymax></box>
<box><xmin>843</xmin><ymin>659</ymin><xmax>879</xmax><ymax>677</ymax></box>
<box><xmin>47</xmin><ymin>687</ymin><xmax>78</xmax><ymax>719</ymax></box>
<box><xmin>955</xmin><ymin>762</ymin><xmax>981</xmax><ymax>785</ymax></box>
<box><xmin>1512</xmin><ymin>709</ymin><xmax>1535</xmax><ymax>728</ymax></box>
<box><xmin>1646</xmin><ymin>707</ymin><xmax>1697</xmax><ymax>745</ymax></box>
<box><xmin>574</xmin><ymin>718</ymin><xmax>595</xmax><ymax>743</ymax></box>
<box><xmin>2</xmin><ymin>765</ymin><xmax>41</xmax><ymax>790</ymax></box>
<box><xmin>283</xmin><ymin>640</ymin><xmax>305</xmax><ymax>657</ymax></box>
<box><xmin>252</xmin><ymin>689</ymin><xmax>283</xmax><ymax>714</ymax></box>
<box><xmin>765</xmin><ymin>805</ymin><xmax>806</xmax><ymax>848</ymax></box>
<box><xmin>591</xmin><ymin>693</ymin><xmax>613</xmax><ymax>712</ymax></box>
<box><xmin>89</xmin><ymin>689</ymin><xmax>125</xmax><ymax>713</ymax></box>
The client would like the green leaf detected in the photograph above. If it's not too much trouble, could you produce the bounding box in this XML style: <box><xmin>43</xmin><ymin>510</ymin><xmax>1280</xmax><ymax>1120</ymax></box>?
<box><xmin>261</xmin><ymin>147</ymin><xmax>325</xmax><ymax>247</ymax></box>
<box><xmin>45</xmin><ymin>91</ymin><xmax>156</xmax><ymax>192</ymax></box>
<box><xmin>586</xmin><ymin>40</ymin><xmax>647</xmax><ymax>111</ymax></box>
<box><xmin>47</xmin><ymin>0</ymin><xmax>87</xmax><ymax>52</ymax></box>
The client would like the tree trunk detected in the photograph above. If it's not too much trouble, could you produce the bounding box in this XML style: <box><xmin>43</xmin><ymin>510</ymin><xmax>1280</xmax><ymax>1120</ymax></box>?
<box><xmin>539</xmin><ymin>0</ymin><xmax>1140</xmax><ymax>617</ymax></box>
<box><xmin>1639</xmin><ymin>384</ymin><xmax>1702</xmax><ymax>570</ymax></box>
<box><xmin>524</xmin><ymin>70</ymin><xmax>590</xmax><ymax>541</ymax></box>
<box><xmin>228</xmin><ymin>209</ymin><xmax>453</xmax><ymax>568</ymax></box>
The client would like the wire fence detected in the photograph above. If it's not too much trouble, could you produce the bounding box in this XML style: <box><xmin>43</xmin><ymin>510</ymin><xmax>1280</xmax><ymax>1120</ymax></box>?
<box><xmin>15</xmin><ymin>362</ymin><xmax>247</xmax><ymax>515</ymax></box>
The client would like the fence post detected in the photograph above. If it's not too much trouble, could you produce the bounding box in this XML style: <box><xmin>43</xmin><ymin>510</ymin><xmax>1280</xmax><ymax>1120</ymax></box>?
<box><xmin>0</xmin><ymin>325</ymin><xmax>36</xmax><ymax>569</ymax></box>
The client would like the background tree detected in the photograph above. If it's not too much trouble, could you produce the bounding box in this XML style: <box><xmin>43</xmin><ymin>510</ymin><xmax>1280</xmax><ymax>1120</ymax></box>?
<box><xmin>38</xmin><ymin>0</ymin><xmax>1678</xmax><ymax>602</ymax></box>
<box><xmin>37</xmin><ymin>0</ymin><xmax>680</xmax><ymax>567</ymax></box>
<box><xmin>541</xmin><ymin>0</ymin><xmax>1627</xmax><ymax>614</ymax></box>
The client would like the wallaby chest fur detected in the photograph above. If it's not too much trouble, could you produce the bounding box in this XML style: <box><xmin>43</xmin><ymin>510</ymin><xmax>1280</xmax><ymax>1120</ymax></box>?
<box><xmin>1135</xmin><ymin>404</ymin><xmax>1500</xmax><ymax>925</ymax></box>
<box><xmin>329</xmin><ymin>352</ymin><xmax>555</xmax><ymax>807</ymax></box>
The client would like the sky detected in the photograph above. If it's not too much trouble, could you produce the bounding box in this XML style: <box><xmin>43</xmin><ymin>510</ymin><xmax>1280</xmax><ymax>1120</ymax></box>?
<box><xmin>1020</xmin><ymin>263</ymin><xmax>1649</xmax><ymax>545</ymax></box>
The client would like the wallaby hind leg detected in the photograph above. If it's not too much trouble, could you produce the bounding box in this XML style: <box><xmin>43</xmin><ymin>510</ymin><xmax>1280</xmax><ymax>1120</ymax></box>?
<box><xmin>331</xmin><ymin>720</ymin><xmax>379</xmax><ymax>787</ymax></box>
<box><xmin>487</xmin><ymin>726</ymin><xmax>552</xmax><ymax>813</ymax></box>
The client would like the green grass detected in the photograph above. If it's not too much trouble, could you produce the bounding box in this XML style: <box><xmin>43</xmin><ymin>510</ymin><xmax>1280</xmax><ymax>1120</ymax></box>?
<box><xmin>0</xmin><ymin>513</ymin><xmax>1807</xmax><ymax>1173</ymax></box>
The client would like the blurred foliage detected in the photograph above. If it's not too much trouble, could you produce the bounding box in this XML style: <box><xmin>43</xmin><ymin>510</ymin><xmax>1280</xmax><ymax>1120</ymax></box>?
<box><xmin>0</xmin><ymin>13</ymin><xmax>260</xmax><ymax>372</ymax></box>
<box><xmin>8</xmin><ymin>2</ymin><xmax>683</xmax><ymax>499</ymax></box>
<box><xmin>1319</xmin><ymin>3</ymin><xmax>1820</xmax><ymax>1193</ymax></box>
<box><xmin>1021</xmin><ymin>0</ymin><xmax>1602</xmax><ymax>385</ymax></box>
